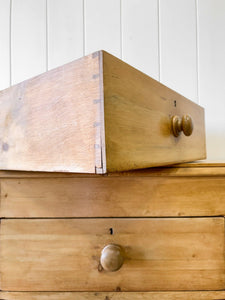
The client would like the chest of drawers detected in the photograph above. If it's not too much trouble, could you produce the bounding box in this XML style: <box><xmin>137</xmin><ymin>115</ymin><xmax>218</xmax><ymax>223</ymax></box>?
<box><xmin>0</xmin><ymin>162</ymin><xmax>225</xmax><ymax>299</ymax></box>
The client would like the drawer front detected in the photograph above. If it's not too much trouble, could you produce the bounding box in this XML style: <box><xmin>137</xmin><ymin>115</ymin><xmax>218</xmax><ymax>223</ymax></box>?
<box><xmin>1</xmin><ymin>218</ymin><xmax>224</xmax><ymax>291</ymax></box>
<box><xmin>2</xmin><ymin>176</ymin><xmax>225</xmax><ymax>218</ymax></box>
<box><xmin>1</xmin><ymin>292</ymin><xmax>225</xmax><ymax>300</ymax></box>
<box><xmin>103</xmin><ymin>51</ymin><xmax>206</xmax><ymax>172</ymax></box>
<box><xmin>0</xmin><ymin>51</ymin><xmax>206</xmax><ymax>174</ymax></box>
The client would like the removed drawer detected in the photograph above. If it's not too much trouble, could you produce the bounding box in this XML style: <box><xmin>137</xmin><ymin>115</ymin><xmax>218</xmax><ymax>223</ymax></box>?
<box><xmin>1</xmin><ymin>218</ymin><xmax>224</xmax><ymax>291</ymax></box>
<box><xmin>0</xmin><ymin>51</ymin><xmax>205</xmax><ymax>174</ymax></box>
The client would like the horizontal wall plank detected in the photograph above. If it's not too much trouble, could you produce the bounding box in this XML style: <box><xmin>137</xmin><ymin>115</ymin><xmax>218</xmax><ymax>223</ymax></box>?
<box><xmin>1</xmin><ymin>218</ymin><xmax>224</xmax><ymax>291</ymax></box>
<box><xmin>2</xmin><ymin>176</ymin><xmax>225</xmax><ymax>217</ymax></box>
<box><xmin>11</xmin><ymin>0</ymin><xmax>46</xmax><ymax>84</ymax></box>
<box><xmin>1</xmin><ymin>291</ymin><xmax>225</xmax><ymax>299</ymax></box>
<box><xmin>48</xmin><ymin>0</ymin><xmax>83</xmax><ymax>69</ymax></box>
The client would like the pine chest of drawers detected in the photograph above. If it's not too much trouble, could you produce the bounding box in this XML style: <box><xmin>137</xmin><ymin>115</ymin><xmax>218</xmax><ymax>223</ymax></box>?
<box><xmin>0</xmin><ymin>162</ymin><xmax>225</xmax><ymax>299</ymax></box>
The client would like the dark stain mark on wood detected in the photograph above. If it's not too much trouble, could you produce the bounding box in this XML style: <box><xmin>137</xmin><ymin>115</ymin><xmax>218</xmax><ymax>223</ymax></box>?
<box><xmin>92</xmin><ymin>51</ymin><xmax>99</xmax><ymax>58</ymax></box>
<box><xmin>93</xmin><ymin>73</ymin><xmax>100</xmax><ymax>79</ymax></box>
<box><xmin>93</xmin><ymin>122</ymin><xmax>101</xmax><ymax>127</ymax></box>
<box><xmin>2</xmin><ymin>143</ymin><xmax>9</xmax><ymax>151</ymax></box>
<box><xmin>93</xmin><ymin>99</ymin><xmax>101</xmax><ymax>104</ymax></box>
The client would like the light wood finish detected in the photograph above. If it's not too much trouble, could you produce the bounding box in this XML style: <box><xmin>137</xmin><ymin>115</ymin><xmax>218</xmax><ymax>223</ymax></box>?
<box><xmin>1</xmin><ymin>291</ymin><xmax>225</xmax><ymax>300</ymax></box>
<box><xmin>171</xmin><ymin>115</ymin><xmax>193</xmax><ymax>137</ymax></box>
<box><xmin>103</xmin><ymin>51</ymin><xmax>206</xmax><ymax>172</ymax></box>
<box><xmin>1</xmin><ymin>218</ymin><xmax>224</xmax><ymax>291</ymax></box>
<box><xmin>0</xmin><ymin>50</ymin><xmax>205</xmax><ymax>174</ymax></box>
<box><xmin>100</xmin><ymin>244</ymin><xmax>124</xmax><ymax>272</ymax></box>
<box><xmin>0</xmin><ymin>52</ymin><xmax>103</xmax><ymax>173</ymax></box>
<box><xmin>2</xmin><ymin>176</ymin><xmax>225</xmax><ymax>218</ymax></box>
<box><xmin>0</xmin><ymin>162</ymin><xmax>225</xmax><ymax>178</ymax></box>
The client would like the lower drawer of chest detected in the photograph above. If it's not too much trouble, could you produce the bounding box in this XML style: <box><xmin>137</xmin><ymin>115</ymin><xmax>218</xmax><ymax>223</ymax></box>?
<box><xmin>0</xmin><ymin>218</ymin><xmax>224</xmax><ymax>291</ymax></box>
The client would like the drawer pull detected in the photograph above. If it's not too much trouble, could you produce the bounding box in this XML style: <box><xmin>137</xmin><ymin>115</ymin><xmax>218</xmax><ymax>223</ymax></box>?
<box><xmin>172</xmin><ymin>115</ymin><xmax>193</xmax><ymax>137</ymax></box>
<box><xmin>100</xmin><ymin>244</ymin><xmax>124</xmax><ymax>272</ymax></box>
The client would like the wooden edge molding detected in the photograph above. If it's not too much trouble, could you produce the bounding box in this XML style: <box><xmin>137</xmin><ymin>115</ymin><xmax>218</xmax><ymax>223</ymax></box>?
<box><xmin>1</xmin><ymin>291</ymin><xmax>225</xmax><ymax>299</ymax></box>
<box><xmin>0</xmin><ymin>161</ymin><xmax>225</xmax><ymax>178</ymax></box>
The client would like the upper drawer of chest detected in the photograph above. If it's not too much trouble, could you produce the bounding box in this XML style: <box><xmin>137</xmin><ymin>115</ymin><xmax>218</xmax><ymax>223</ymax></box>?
<box><xmin>0</xmin><ymin>51</ymin><xmax>205</xmax><ymax>174</ymax></box>
<box><xmin>0</xmin><ymin>218</ymin><xmax>224</xmax><ymax>292</ymax></box>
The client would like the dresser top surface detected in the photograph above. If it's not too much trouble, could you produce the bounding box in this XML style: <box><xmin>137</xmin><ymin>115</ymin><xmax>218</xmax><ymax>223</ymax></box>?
<box><xmin>0</xmin><ymin>160</ymin><xmax>225</xmax><ymax>177</ymax></box>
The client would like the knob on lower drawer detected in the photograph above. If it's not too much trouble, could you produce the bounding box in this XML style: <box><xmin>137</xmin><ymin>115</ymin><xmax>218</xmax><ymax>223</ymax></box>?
<box><xmin>171</xmin><ymin>115</ymin><xmax>194</xmax><ymax>137</ymax></box>
<box><xmin>100</xmin><ymin>244</ymin><xmax>124</xmax><ymax>272</ymax></box>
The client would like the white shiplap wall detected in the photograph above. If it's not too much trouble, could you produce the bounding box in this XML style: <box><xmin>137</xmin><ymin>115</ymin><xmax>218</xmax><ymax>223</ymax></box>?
<box><xmin>0</xmin><ymin>0</ymin><xmax>224</xmax><ymax>160</ymax></box>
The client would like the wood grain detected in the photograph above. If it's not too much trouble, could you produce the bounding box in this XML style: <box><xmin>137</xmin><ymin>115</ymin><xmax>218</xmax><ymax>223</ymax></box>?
<box><xmin>103</xmin><ymin>51</ymin><xmax>206</xmax><ymax>172</ymax></box>
<box><xmin>0</xmin><ymin>50</ymin><xmax>206</xmax><ymax>174</ymax></box>
<box><xmin>1</xmin><ymin>291</ymin><xmax>225</xmax><ymax>299</ymax></box>
<box><xmin>2</xmin><ymin>176</ymin><xmax>225</xmax><ymax>218</ymax></box>
<box><xmin>0</xmin><ymin>52</ymin><xmax>104</xmax><ymax>173</ymax></box>
<box><xmin>1</xmin><ymin>218</ymin><xmax>224</xmax><ymax>291</ymax></box>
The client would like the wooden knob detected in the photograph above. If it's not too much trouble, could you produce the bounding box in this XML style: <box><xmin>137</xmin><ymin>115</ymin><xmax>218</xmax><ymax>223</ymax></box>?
<box><xmin>100</xmin><ymin>244</ymin><xmax>124</xmax><ymax>272</ymax></box>
<box><xmin>171</xmin><ymin>115</ymin><xmax>193</xmax><ymax>137</ymax></box>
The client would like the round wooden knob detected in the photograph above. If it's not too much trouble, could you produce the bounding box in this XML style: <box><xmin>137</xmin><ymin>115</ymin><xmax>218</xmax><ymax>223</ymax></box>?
<box><xmin>171</xmin><ymin>115</ymin><xmax>193</xmax><ymax>137</ymax></box>
<box><xmin>100</xmin><ymin>244</ymin><xmax>124</xmax><ymax>272</ymax></box>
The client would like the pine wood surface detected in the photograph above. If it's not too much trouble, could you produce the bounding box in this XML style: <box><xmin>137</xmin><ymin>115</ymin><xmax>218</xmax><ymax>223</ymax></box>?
<box><xmin>1</xmin><ymin>162</ymin><xmax>225</xmax><ymax>178</ymax></box>
<box><xmin>0</xmin><ymin>52</ymin><xmax>103</xmax><ymax>173</ymax></box>
<box><xmin>1</xmin><ymin>291</ymin><xmax>225</xmax><ymax>300</ymax></box>
<box><xmin>1</xmin><ymin>218</ymin><xmax>224</xmax><ymax>291</ymax></box>
<box><xmin>0</xmin><ymin>50</ymin><xmax>205</xmax><ymax>174</ymax></box>
<box><xmin>103</xmin><ymin>51</ymin><xmax>206</xmax><ymax>172</ymax></box>
<box><xmin>2</xmin><ymin>176</ymin><xmax>225</xmax><ymax>218</ymax></box>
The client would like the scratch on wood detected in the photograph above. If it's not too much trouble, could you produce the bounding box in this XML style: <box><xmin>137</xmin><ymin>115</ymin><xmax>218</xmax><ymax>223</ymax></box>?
<box><xmin>93</xmin><ymin>122</ymin><xmax>101</xmax><ymax>127</ymax></box>
<box><xmin>92</xmin><ymin>73</ymin><xmax>99</xmax><ymax>79</ymax></box>
<box><xmin>93</xmin><ymin>99</ymin><xmax>101</xmax><ymax>104</ymax></box>
<box><xmin>92</xmin><ymin>51</ymin><xmax>99</xmax><ymax>59</ymax></box>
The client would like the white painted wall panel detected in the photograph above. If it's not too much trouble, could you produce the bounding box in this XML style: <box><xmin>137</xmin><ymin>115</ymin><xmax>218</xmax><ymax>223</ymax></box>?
<box><xmin>11</xmin><ymin>0</ymin><xmax>46</xmax><ymax>84</ymax></box>
<box><xmin>160</xmin><ymin>0</ymin><xmax>198</xmax><ymax>102</ymax></box>
<box><xmin>0</xmin><ymin>0</ymin><xmax>10</xmax><ymax>90</ymax></box>
<box><xmin>122</xmin><ymin>0</ymin><xmax>159</xmax><ymax>80</ymax></box>
<box><xmin>198</xmin><ymin>0</ymin><xmax>225</xmax><ymax>160</ymax></box>
<box><xmin>84</xmin><ymin>0</ymin><xmax>121</xmax><ymax>57</ymax></box>
<box><xmin>48</xmin><ymin>0</ymin><xmax>83</xmax><ymax>70</ymax></box>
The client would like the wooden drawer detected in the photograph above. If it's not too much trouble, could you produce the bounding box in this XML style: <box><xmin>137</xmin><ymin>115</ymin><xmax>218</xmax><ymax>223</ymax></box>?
<box><xmin>0</xmin><ymin>51</ymin><xmax>205</xmax><ymax>174</ymax></box>
<box><xmin>1</xmin><ymin>218</ymin><xmax>224</xmax><ymax>292</ymax></box>
<box><xmin>2</xmin><ymin>167</ymin><xmax>225</xmax><ymax>218</ymax></box>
